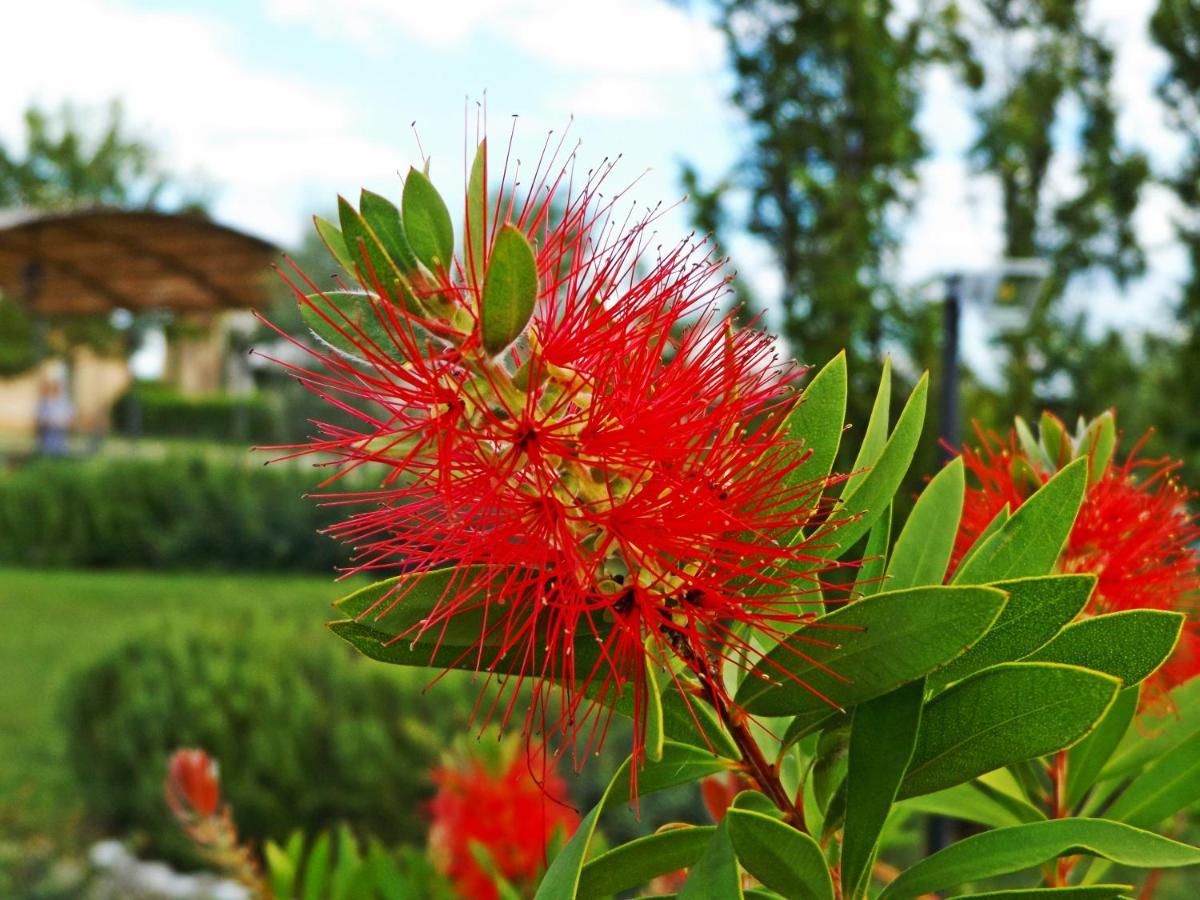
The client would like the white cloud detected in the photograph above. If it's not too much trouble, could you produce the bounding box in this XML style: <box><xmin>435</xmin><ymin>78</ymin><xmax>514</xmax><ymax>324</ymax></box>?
<box><xmin>265</xmin><ymin>0</ymin><xmax>723</xmax><ymax>74</ymax></box>
<box><xmin>1</xmin><ymin>0</ymin><xmax>402</xmax><ymax>245</ymax></box>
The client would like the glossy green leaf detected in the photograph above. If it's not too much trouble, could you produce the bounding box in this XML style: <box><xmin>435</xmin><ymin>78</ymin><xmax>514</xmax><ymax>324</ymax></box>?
<box><xmin>465</xmin><ymin>139</ymin><xmax>487</xmax><ymax>287</ymax></box>
<box><xmin>783</xmin><ymin>351</ymin><xmax>847</xmax><ymax>518</ymax></box>
<box><xmin>930</xmin><ymin>574</ymin><xmax>1095</xmax><ymax>690</ymax></box>
<box><xmin>679</xmin><ymin>822</ymin><xmax>743</xmax><ymax>900</ymax></box>
<box><xmin>898</xmin><ymin>778</ymin><xmax>1045</xmax><ymax>830</ymax></box>
<box><xmin>885</xmin><ymin>457</ymin><xmax>964</xmax><ymax>591</ymax></box>
<box><xmin>725</xmin><ymin>809</ymin><xmax>833</xmax><ymax>900</ymax></box>
<box><xmin>843</xmin><ymin>356</ymin><xmax>891</xmax><ymax>498</ymax></box>
<box><xmin>480</xmin><ymin>223</ymin><xmax>538</xmax><ymax>355</ymax></box>
<box><xmin>1066</xmin><ymin>686</ymin><xmax>1138</xmax><ymax>809</ymax></box>
<box><xmin>953</xmin><ymin>458</ymin><xmax>1087</xmax><ymax>585</ymax></box>
<box><xmin>825</xmin><ymin>374</ymin><xmax>928</xmax><ymax>559</ymax></box>
<box><xmin>1027</xmin><ymin>610</ymin><xmax>1184</xmax><ymax>687</ymax></box>
<box><xmin>878</xmin><ymin>818</ymin><xmax>1200</xmax><ymax>900</ymax></box>
<box><xmin>954</xmin><ymin>503</ymin><xmax>1009</xmax><ymax>576</ymax></box>
<box><xmin>1102</xmin><ymin>678</ymin><xmax>1200</xmax><ymax>781</ymax></box>
<box><xmin>660</xmin><ymin>684</ymin><xmax>740</xmax><ymax>759</ymax></box>
<box><xmin>856</xmin><ymin>503</ymin><xmax>891</xmax><ymax>596</ymax></box>
<box><xmin>402</xmin><ymin>168</ymin><xmax>454</xmax><ymax>271</ymax></box>
<box><xmin>577</xmin><ymin>827</ymin><xmax>714</xmax><ymax>899</ymax></box>
<box><xmin>360</xmin><ymin>189</ymin><xmax>419</xmax><ymax>273</ymax></box>
<box><xmin>736</xmin><ymin>584</ymin><xmax>1006</xmax><ymax>716</ymax></box>
<box><xmin>1104</xmin><ymin>730</ymin><xmax>1200</xmax><ymax>828</ymax></box>
<box><xmin>901</xmin><ymin>663</ymin><xmax>1119</xmax><ymax>799</ymax></box>
<box><xmin>947</xmin><ymin>888</ymin><xmax>1132</xmax><ymax>900</ymax></box>
<box><xmin>842</xmin><ymin>678</ymin><xmax>923</xmax><ymax>899</ymax></box>
<box><xmin>535</xmin><ymin>743</ymin><xmax>733</xmax><ymax>900</ymax></box>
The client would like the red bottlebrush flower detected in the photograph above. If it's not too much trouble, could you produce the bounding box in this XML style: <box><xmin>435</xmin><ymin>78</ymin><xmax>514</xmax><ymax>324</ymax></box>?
<box><xmin>262</xmin><ymin>129</ymin><xmax>844</xmax><ymax>773</ymax></box>
<box><xmin>428</xmin><ymin>745</ymin><xmax>579</xmax><ymax>900</ymax></box>
<box><xmin>952</xmin><ymin>415</ymin><xmax>1200</xmax><ymax>702</ymax></box>
<box><xmin>165</xmin><ymin>748</ymin><xmax>221</xmax><ymax>820</ymax></box>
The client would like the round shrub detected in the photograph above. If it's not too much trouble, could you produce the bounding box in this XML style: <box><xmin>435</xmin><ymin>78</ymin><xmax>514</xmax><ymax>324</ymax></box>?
<box><xmin>61</xmin><ymin>629</ymin><xmax>468</xmax><ymax>862</ymax></box>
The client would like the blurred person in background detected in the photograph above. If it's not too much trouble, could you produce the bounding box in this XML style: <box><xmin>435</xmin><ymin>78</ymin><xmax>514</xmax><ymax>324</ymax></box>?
<box><xmin>34</xmin><ymin>377</ymin><xmax>73</xmax><ymax>456</ymax></box>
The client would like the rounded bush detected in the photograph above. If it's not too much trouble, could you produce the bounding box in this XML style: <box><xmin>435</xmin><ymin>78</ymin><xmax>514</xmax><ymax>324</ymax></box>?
<box><xmin>61</xmin><ymin>630</ymin><xmax>466</xmax><ymax>862</ymax></box>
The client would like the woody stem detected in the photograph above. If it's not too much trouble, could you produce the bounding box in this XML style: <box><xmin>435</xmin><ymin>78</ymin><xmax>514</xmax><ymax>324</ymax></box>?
<box><xmin>697</xmin><ymin>668</ymin><xmax>803</xmax><ymax>827</ymax></box>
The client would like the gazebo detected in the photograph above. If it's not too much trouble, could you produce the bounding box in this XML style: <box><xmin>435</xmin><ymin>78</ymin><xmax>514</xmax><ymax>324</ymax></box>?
<box><xmin>0</xmin><ymin>208</ymin><xmax>278</xmax><ymax>437</ymax></box>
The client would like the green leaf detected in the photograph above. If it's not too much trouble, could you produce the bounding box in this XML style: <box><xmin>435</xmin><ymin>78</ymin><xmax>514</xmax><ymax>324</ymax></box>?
<box><xmin>1104</xmin><ymin>730</ymin><xmax>1200</xmax><ymax>828</ymax></box>
<box><xmin>402</xmin><ymin>168</ymin><xmax>454</xmax><ymax>271</ymax></box>
<box><xmin>843</xmin><ymin>356</ymin><xmax>891</xmax><ymax>498</ymax></box>
<box><xmin>947</xmin><ymin>888</ymin><xmax>1132</xmax><ymax>900</ymax></box>
<box><xmin>1040</xmin><ymin>410</ymin><xmax>1071</xmax><ymax>468</ymax></box>
<box><xmin>480</xmin><ymin>223</ymin><xmax>538</xmax><ymax>355</ymax></box>
<box><xmin>898</xmin><ymin>778</ymin><xmax>1045</xmax><ymax>830</ymax></box>
<box><xmin>301</xmin><ymin>290</ymin><xmax>395</xmax><ymax>358</ymax></box>
<box><xmin>660</xmin><ymin>685</ymin><xmax>740</xmax><ymax>759</ymax></box>
<box><xmin>466</xmin><ymin>139</ymin><xmax>487</xmax><ymax>288</ymax></box>
<box><xmin>1027</xmin><ymin>610</ymin><xmax>1184</xmax><ymax>687</ymax></box>
<box><xmin>885</xmin><ymin>457</ymin><xmax>964</xmax><ymax>591</ymax></box>
<box><xmin>954</xmin><ymin>503</ymin><xmax>1009</xmax><ymax>576</ymax></box>
<box><xmin>645</xmin><ymin>657</ymin><xmax>665</xmax><ymax>762</ymax></box>
<box><xmin>953</xmin><ymin>458</ymin><xmax>1087</xmax><ymax>585</ymax></box>
<box><xmin>824</xmin><ymin>374</ymin><xmax>928</xmax><ymax>559</ymax></box>
<box><xmin>1102</xmin><ymin>678</ymin><xmax>1200</xmax><ymax>781</ymax></box>
<box><xmin>856</xmin><ymin>503</ymin><xmax>891</xmax><ymax>596</ymax></box>
<box><xmin>1081</xmin><ymin>411</ymin><xmax>1117</xmax><ymax>486</ymax></box>
<box><xmin>535</xmin><ymin>743</ymin><xmax>733</xmax><ymax>900</ymax></box>
<box><xmin>330</xmin><ymin>823</ymin><xmax>364</xmax><ymax>900</ymax></box>
<box><xmin>900</xmin><ymin>663</ymin><xmax>1120</xmax><ymax>799</ymax></box>
<box><xmin>1016</xmin><ymin>415</ymin><xmax>1053</xmax><ymax>471</ymax></box>
<box><xmin>930</xmin><ymin>574</ymin><xmax>1095</xmax><ymax>690</ymax></box>
<box><xmin>842</xmin><ymin>679</ymin><xmax>923</xmax><ymax>899</ymax></box>
<box><xmin>679</xmin><ymin>822</ymin><xmax>744</xmax><ymax>900</ymax></box>
<box><xmin>360</xmin><ymin>189</ymin><xmax>419</xmax><ymax>273</ymax></box>
<box><xmin>878</xmin><ymin>818</ymin><xmax>1200</xmax><ymax>900</ymax></box>
<box><xmin>314</xmin><ymin>216</ymin><xmax>356</xmax><ymax>273</ymax></box>
<box><xmin>338</xmin><ymin>195</ymin><xmax>410</xmax><ymax>307</ymax></box>
<box><xmin>265</xmin><ymin>831</ymin><xmax>303</xmax><ymax>900</ymax></box>
<box><xmin>783</xmin><ymin>351</ymin><xmax>847</xmax><ymax>517</ymax></box>
<box><xmin>302</xmin><ymin>831</ymin><xmax>332</xmax><ymax>900</ymax></box>
<box><xmin>736</xmin><ymin>584</ymin><xmax>1006</xmax><ymax>716</ymax></box>
<box><xmin>1066</xmin><ymin>686</ymin><xmax>1138</xmax><ymax>809</ymax></box>
<box><xmin>725</xmin><ymin>809</ymin><xmax>833</xmax><ymax>900</ymax></box>
<box><xmin>577</xmin><ymin>827</ymin><xmax>715</xmax><ymax>899</ymax></box>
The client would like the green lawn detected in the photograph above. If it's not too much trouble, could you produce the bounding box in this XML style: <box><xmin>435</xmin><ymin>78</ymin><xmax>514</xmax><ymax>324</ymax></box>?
<box><xmin>0</xmin><ymin>567</ymin><xmax>351</xmax><ymax>837</ymax></box>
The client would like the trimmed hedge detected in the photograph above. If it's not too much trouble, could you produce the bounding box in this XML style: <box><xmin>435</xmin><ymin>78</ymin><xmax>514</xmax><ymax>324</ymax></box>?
<box><xmin>0</xmin><ymin>455</ymin><xmax>346</xmax><ymax>570</ymax></box>
<box><xmin>113</xmin><ymin>384</ymin><xmax>280</xmax><ymax>443</ymax></box>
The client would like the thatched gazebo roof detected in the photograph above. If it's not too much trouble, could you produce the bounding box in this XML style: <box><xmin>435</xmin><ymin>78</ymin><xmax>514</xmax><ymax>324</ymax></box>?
<box><xmin>0</xmin><ymin>208</ymin><xmax>278</xmax><ymax>316</ymax></box>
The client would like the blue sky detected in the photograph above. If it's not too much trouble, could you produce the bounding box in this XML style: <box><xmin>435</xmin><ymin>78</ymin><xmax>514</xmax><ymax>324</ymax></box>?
<box><xmin>3</xmin><ymin>0</ymin><xmax>1187</xmax><ymax>371</ymax></box>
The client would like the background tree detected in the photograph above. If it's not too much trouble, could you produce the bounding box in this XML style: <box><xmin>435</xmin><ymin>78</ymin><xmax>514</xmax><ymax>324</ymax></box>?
<box><xmin>1147</xmin><ymin>0</ymin><xmax>1200</xmax><ymax>480</ymax></box>
<box><xmin>941</xmin><ymin>0</ymin><xmax>1149</xmax><ymax>422</ymax></box>
<box><xmin>682</xmin><ymin>0</ymin><xmax>932</xmax><ymax>431</ymax></box>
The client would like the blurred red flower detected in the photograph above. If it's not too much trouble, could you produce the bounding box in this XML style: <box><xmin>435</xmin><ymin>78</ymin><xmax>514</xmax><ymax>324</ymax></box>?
<box><xmin>165</xmin><ymin>748</ymin><xmax>221</xmax><ymax>820</ymax></box>
<box><xmin>428</xmin><ymin>748</ymin><xmax>579</xmax><ymax>900</ymax></box>
<box><xmin>952</xmin><ymin>417</ymin><xmax>1200</xmax><ymax>702</ymax></box>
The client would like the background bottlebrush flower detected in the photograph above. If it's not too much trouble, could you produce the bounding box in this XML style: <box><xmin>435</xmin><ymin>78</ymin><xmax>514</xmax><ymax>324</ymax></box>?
<box><xmin>264</xmin><ymin>130</ymin><xmax>845</xmax><ymax>769</ymax></box>
<box><xmin>951</xmin><ymin>412</ymin><xmax>1200</xmax><ymax>701</ymax></box>
<box><xmin>164</xmin><ymin>748</ymin><xmax>221</xmax><ymax>821</ymax></box>
<box><xmin>428</xmin><ymin>740</ymin><xmax>578</xmax><ymax>900</ymax></box>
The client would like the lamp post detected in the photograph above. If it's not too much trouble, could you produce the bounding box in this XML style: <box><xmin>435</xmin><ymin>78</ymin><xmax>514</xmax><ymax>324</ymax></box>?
<box><xmin>936</xmin><ymin>260</ymin><xmax>1051</xmax><ymax>462</ymax></box>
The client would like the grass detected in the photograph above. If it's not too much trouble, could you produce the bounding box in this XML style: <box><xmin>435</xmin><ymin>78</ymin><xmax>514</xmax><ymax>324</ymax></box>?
<box><xmin>0</xmin><ymin>567</ymin><xmax>351</xmax><ymax>838</ymax></box>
